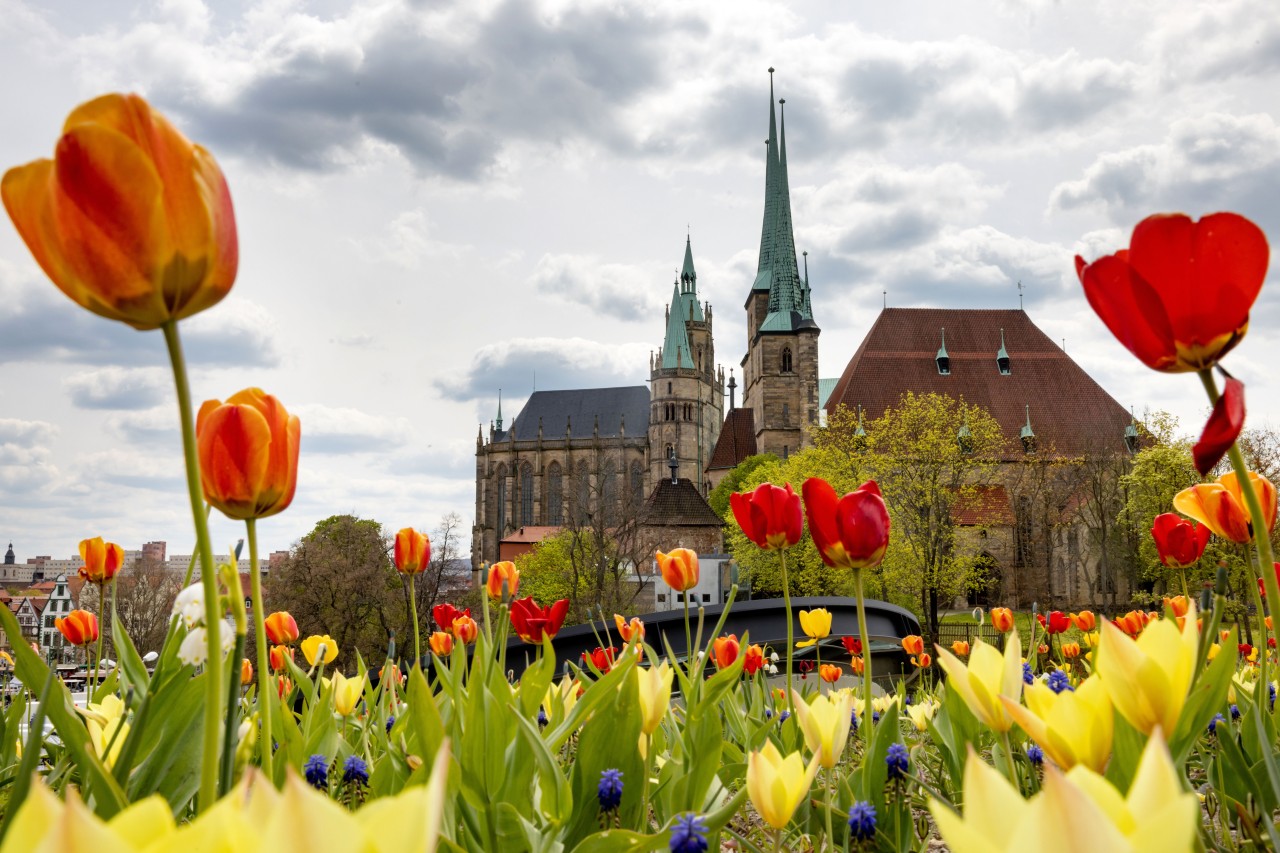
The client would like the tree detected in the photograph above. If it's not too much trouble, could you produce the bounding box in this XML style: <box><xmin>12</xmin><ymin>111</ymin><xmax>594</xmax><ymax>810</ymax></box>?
<box><xmin>707</xmin><ymin>453</ymin><xmax>777</xmax><ymax>517</ymax></box>
<box><xmin>80</xmin><ymin>554</ymin><xmax>182</xmax><ymax>658</ymax></box>
<box><xmin>406</xmin><ymin>512</ymin><xmax>468</xmax><ymax>634</ymax></box>
<box><xmin>266</xmin><ymin>515</ymin><xmax>401</xmax><ymax>669</ymax></box>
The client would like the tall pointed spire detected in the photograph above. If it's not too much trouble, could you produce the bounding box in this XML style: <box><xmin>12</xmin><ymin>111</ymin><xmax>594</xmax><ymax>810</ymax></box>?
<box><xmin>661</xmin><ymin>282</ymin><xmax>695</xmax><ymax>369</ymax></box>
<box><xmin>678</xmin><ymin>236</ymin><xmax>704</xmax><ymax>321</ymax></box>
<box><xmin>495</xmin><ymin>389</ymin><xmax>503</xmax><ymax>432</ymax></box>
<box><xmin>682</xmin><ymin>234</ymin><xmax>697</xmax><ymax>284</ymax></box>
<box><xmin>752</xmin><ymin>70</ymin><xmax>816</xmax><ymax>332</ymax></box>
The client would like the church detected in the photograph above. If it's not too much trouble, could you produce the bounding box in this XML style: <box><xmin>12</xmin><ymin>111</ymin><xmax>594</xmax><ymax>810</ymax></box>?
<box><xmin>471</xmin><ymin>72</ymin><xmax>1136</xmax><ymax>610</ymax></box>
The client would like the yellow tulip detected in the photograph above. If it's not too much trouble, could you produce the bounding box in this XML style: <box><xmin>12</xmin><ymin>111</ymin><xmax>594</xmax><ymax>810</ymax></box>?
<box><xmin>905</xmin><ymin>699</ymin><xmax>939</xmax><ymax>733</ymax></box>
<box><xmin>78</xmin><ymin>694</ymin><xmax>129</xmax><ymax>769</ymax></box>
<box><xmin>301</xmin><ymin>634</ymin><xmax>339</xmax><ymax>666</ymax></box>
<box><xmin>1002</xmin><ymin>677</ymin><xmax>1113</xmax><ymax>772</ymax></box>
<box><xmin>1094</xmin><ymin>601</ymin><xmax>1198</xmax><ymax>735</ymax></box>
<box><xmin>791</xmin><ymin>689</ymin><xmax>854</xmax><ymax>768</ymax></box>
<box><xmin>637</xmin><ymin>661</ymin><xmax>672</xmax><ymax>735</ymax></box>
<box><xmin>746</xmin><ymin>741</ymin><xmax>821</xmax><ymax>830</ymax></box>
<box><xmin>543</xmin><ymin>675</ymin><xmax>580</xmax><ymax>721</ymax></box>
<box><xmin>934</xmin><ymin>628</ymin><xmax>1023</xmax><ymax>733</ymax></box>
<box><xmin>1062</xmin><ymin>729</ymin><xmax>1199</xmax><ymax>852</ymax></box>
<box><xmin>331</xmin><ymin>671</ymin><xmax>366</xmax><ymax>717</ymax></box>
<box><xmin>0</xmin><ymin>783</ymin><xmax>177</xmax><ymax>853</ymax></box>
<box><xmin>796</xmin><ymin>607</ymin><xmax>832</xmax><ymax>648</ymax></box>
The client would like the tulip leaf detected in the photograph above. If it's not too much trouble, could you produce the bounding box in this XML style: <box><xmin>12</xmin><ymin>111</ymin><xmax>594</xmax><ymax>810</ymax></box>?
<box><xmin>407</xmin><ymin>666</ymin><xmax>446</xmax><ymax>772</ymax></box>
<box><xmin>111</xmin><ymin>614</ymin><xmax>151</xmax><ymax>702</ymax></box>
<box><xmin>567</xmin><ymin>829</ymin><xmax>666</xmax><ymax>853</ymax></box>
<box><xmin>1104</xmin><ymin>713</ymin><xmax>1146</xmax><ymax>793</ymax></box>
<box><xmin>1170</xmin><ymin>639</ymin><xmax>1237</xmax><ymax>764</ymax></box>
<box><xmin>512</xmin><ymin>705</ymin><xmax>574</xmax><ymax>826</ymax></box>
<box><xmin>1250</xmin><ymin>707</ymin><xmax>1280</xmax><ymax>816</ymax></box>
<box><xmin>0</xmin><ymin>599</ymin><xmax>127</xmax><ymax>816</ymax></box>
<box><xmin>563</xmin><ymin>663</ymin><xmax>644</xmax><ymax>846</ymax></box>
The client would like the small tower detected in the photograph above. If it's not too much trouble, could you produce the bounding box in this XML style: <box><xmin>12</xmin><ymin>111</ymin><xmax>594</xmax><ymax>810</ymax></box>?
<box><xmin>649</xmin><ymin>235</ymin><xmax>724</xmax><ymax>490</ymax></box>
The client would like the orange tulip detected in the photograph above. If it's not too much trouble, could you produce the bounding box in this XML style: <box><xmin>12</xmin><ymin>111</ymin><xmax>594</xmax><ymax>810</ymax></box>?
<box><xmin>1163</xmin><ymin>595</ymin><xmax>1190</xmax><ymax>618</ymax></box>
<box><xmin>2</xmin><ymin>93</ymin><xmax>238</xmax><ymax>330</ymax></box>
<box><xmin>393</xmin><ymin>528</ymin><xmax>430</xmax><ymax>575</ymax></box>
<box><xmin>264</xmin><ymin>611</ymin><xmax>299</xmax><ymax>645</ymax></box>
<box><xmin>913</xmin><ymin>652</ymin><xmax>932</xmax><ymax>669</ymax></box>
<box><xmin>990</xmin><ymin>607</ymin><xmax>1015</xmax><ymax>633</ymax></box>
<box><xmin>656</xmin><ymin>548</ymin><xmax>699</xmax><ymax>592</ymax></box>
<box><xmin>1070</xmin><ymin>611</ymin><xmax>1096</xmax><ymax>632</ymax></box>
<box><xmin>452</xmin><ymin>614</ymin><xmax>479</xmax><ymax>644</ymax></box>
<box><xmin>819</xmin><ymin>663</ymin><xmax>841</xmax><ymax>683</ymax></box>
<box><xmin>486</xmin><ymin>561</ymin><xmax>519</xmax><ymax>600</ymax></box>
<box><xmin>712</xmin><ymin>634</ymin><xmax>740</xmax><ymax>669</ymax></box>
<box><xmin>78</xmin><ymin>537</ymin><xmax>124</xmax><ymax>584</ymax></box>
<box><xmin>850</xmin><ymin>656</ymin><xmax>865</xmax><ymax>675</ymax></box>
<box><xmin>240</xmin><ymin>658</ymin><xmax>254</xmax><ymax>685</ymax></box>
<box><xmin>1062</xmin><ymin>643</ymin><xmax>1081</xmax><ymax>659</ymax></box>
<box><xmin>614</xmin><ymin>614</ymin><xmax>645</xmax><ymax>643</ymax></box>
<box><xmin>902</xmin><ymin>635</ymin><xmax>924</xmax><ymax>656</ymax></box>
<box><xmin>56</xmin><ymin>609</ymin><xmax>98</xmax><ymax>646</ymax></box>
<box><xmin>1114</xmin><ymin>610</ymin><xmax>1149</xmax><ymax>637</ymax></box>
<box><xmin>1037</xmin><ymin>643</ymin><xmax>1049</xmax><ymax>656</ymax></box>
<box><xmin>1174</xmin><ymin>470</ymin><xmax>1277</xmax><ymax>544</ymax></box>
<box><xmin>197</xmin><ymin>388</ymin><xmax>300</xmax><ymax>520</ymax></box>
<box><xmin>428</xmin><ymin>631</ymin><xmax>453</xmax><ymax>657</ymax></box>
<box><xmin>951</xmin><ymin>640</ymin><xmax>970</xmax><ymax>657</ymax></box>
<box><xmin>276</xmin><ymin>677</ymin><xmax>294</xmax><ymax>698</ymax></box>
<box><xmin>743</xmin><ymin>644</ymin><xmax>766</xmax><ymax>675</ymax></box>
<box><xmin>269</xmin><ymin>644</ymin><xmax>293</xmax><ymax>672</ymax></box>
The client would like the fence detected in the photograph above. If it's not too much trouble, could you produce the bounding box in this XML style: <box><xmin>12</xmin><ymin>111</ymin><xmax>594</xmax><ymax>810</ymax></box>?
<box><xmin>934</xmin><ymin>623</ymin><xmax>1004</xmax><ymax>649</ymax></box>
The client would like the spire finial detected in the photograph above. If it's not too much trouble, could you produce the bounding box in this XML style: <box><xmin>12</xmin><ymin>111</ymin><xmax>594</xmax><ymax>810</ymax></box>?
<box><xmin>495</xmin><ymin>389</ymin><xmax>503</xmax><ymax>431</ymax></box>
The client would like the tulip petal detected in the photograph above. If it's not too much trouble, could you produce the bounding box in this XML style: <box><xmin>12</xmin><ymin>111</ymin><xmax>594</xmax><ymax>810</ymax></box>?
<box><xmin>1078</xmin><ymin>251</ymin><xmax>1179</xmax><ymax>371</ymax></box>
<box><xmin>198</xmin><ymin>403</ymin><xmax>271</xmax><ymax>516</ymax></box>
<box><xmin>1193</xmin><ymin>377</ymin><xmax>1244</xmax><ymax>476</ymax></box>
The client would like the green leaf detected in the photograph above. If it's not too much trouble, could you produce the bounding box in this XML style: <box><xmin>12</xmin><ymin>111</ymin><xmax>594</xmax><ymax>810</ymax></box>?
<box><xmin>1170</xmin><ymin>639</ymin><xmax>1236</xmax><ymax>764</ymax></box>
<box><xmin>111</xmin><ymin>613</ymin><xmax>150</xmax><ymax>701</ymax></box>
<box><xmin>567</xmin><ymin>830</ymin><xmax>666</xmax><ymax>853</ymax></box>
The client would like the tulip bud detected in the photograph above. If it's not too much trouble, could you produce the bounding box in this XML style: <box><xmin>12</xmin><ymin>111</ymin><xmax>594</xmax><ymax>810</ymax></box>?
<box><xmin>240</xmin><ymin>658</ymin><xmax>254</xmax><ymax>685</ymax></box>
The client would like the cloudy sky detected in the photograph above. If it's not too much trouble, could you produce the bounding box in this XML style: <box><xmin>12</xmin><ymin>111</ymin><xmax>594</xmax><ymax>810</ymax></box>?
<box><xmin>1</xmin><ymin>0</ymin><xmax>1278</xmax><ymax>561</ymax></box>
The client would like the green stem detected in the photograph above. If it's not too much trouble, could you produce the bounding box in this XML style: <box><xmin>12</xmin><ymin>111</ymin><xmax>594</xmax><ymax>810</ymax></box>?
<box><xmin>855</xmin><ymin>569</ymin><xmax>873</xmax><ymax>716</ymax></box>
<box><xmin>220</xmin><ymin>629</ymin><xmax>245</xmax><ymax>795</ymax></box>
<box><xmin>824</xmin><ymin>767</ymin><xmax>835</xmax><ymax>851</ymax></box>
<box><xmin>246</xmin><ymin>519</ymin><xmax>273</xmax><ymax>779</ymax></box>
<box><xmin>641</xmin><ymin>732</ymin><xmax>653</xmax><ymax>831</ymax></box>
<box><xmin>408</xmin><ymin>574</ymin><xmax>421</xmax><ymax>670</ymax></box>
<box><xmin>1199</xmin><ymin>369</ymin><xmax>1280</xmax><ymax>679</ymax></box>
<box><xmin>163</xmin><ymin>320</ymin><xmax>223</xmax><ymax>812</ymax></box>
<box><xmin>1179</xmin><ymin>569</ymin><xmax>1189</xmax><ymax>600</ymax></box>
<box><xmin>92</xmin><ymin>582</ymin><xmax>105</xmax><ymax>700</ymax></box>
<box><xmin>683</xmin><ymin>593</ymin><xmax>692</xmax><ymax>671</ymax></box>
<box><xmin>781</xmin><ymin>549</ymin><xmax>794</xmax><ymax>714</ymax></box>
<box><xmin>1000</xmin><ymin>729</ymin><xmax>1018</xmax><ymax>786</ymax></box>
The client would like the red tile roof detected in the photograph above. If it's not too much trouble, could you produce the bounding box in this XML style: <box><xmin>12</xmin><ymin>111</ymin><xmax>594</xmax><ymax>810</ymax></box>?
<box><xmin>500</xmin><ymin>526</ymin><xmax>563</xmax><ymax>545</ymax></box>
<box><xmin>951</xmin><ymin>485</ymin><xmax>1014</xmax><ymax>525</ymax></box>
<box><xmin>706</xmin><ymin>408</ymin><xmax>758</xmax><ymax>472</ymax></box>
<box><xmin>826</xmin><ymin>308</ymin><xmax>1133</xmax><ymax>458</ymax></box>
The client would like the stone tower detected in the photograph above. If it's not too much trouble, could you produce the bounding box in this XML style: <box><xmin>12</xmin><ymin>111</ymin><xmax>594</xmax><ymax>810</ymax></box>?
<box><xmin>740</xmin><ymin>70</ymin><xmax>820</xmax><ymax>458</ymax></box>
<box><xmin>649</xmin><ymin>236</ymin><xmax>725</xmax><ymax>493</ymax></box>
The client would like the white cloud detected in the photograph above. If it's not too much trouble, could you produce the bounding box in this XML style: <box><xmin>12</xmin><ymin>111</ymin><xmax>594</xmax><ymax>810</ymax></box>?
<box><xmin>529</xmin><ymin>254</ymin><xmax>664</xmax><ymax>320</ymax></box>
<box><xmin>63</xmin><ymin>367</ymin><xmax>170</xmax><ymax>410</ymax></box>
<box><xmin>294</xmin><ymin>404</ymin><xmax>414</xmax><ymax>454</ymax></box>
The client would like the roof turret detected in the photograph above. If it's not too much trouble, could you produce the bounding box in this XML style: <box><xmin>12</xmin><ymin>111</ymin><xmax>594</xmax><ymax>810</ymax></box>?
<box><xmin>661</xmin><ymin>282</ymin><xmax>696</xmax><ymax>369</ymax></box>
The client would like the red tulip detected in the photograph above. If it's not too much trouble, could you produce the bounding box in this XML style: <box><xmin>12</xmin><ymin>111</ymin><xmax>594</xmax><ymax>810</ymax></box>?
<box><xmin>802</xmin><ymin>478</ymin><xmax>891</xmax><ymax>570</ymax></box>
<box><xmin>269</xmin><ymin>644</ymin><xmax>294</xmax><ymax>672</ymax></box>
<box><xmin>1193</xmin><ymin>377</ymin><xmax>1245</xmax><ymax>476</ymax></box>
<box><xmin>509</xmin><ymin>597</ymin><xmax>570</xmax><ymax>644</ymax></box>
<box><xmin>2</xmin><ymin>93</ymin><xmax>238</xmax><ymax>330</ymax></box>
<box><xmin>1075</xmin><ymin>212</ymin><xmax>1269</xmax><ymax>373</ymax></box>
<box><xmin>393</xmin><ymin>528</ymin><xmax>430</xmax><ymax>575</ymax></box>
<box><xmin>730</xmin><ymin>482</ymin><xmax>803</xmax><ymax>550</ymax></box>
<box><xmin>1239</xmin><ymin>643</ymin><xmax>1254</xmax><ymax>658</ymax></box>
<box><xmin>56</xmin><ymin>609</ymin><xmax>98</xmax><ymax>646</ymax></box>
<box><xmin>197</xmin><ymin>388</ymin><xmax>300</xmax><ymax>520</ymax></box>
<box><xmin>1151</xmin><ymin>513</ymin><xmax>1211</xmax><ymax>569</ymax></box>
<box><xmin>78</xmin><ymin>537</ymin><xmax>124</xmax><ymax>584</ymax></box>
<box><xmin>264</xmin><ymin>611</ymin><xmax>300</xmax><ymax>645</ymax></box>
<box><xmin>583</xmin><ymin>646</ymin><xmax>617</xmax><ymax>673</ymax></box>
<box><xmin>432</xmin><ymin>603</ymin><xmax>470</xmax><ymax>633</ymax></box>
<box><xmin>1043</xmin><ymin>611</ymin><xmax>1070</xmax><ymax>635</ymax></box>
<box><xmin>841</xmin><ymin>636</ymin><xmax>862</xmax><ymax>656</ymax></box>
<box><xmin>1259</xmin><ymin>563</ymin><xmax>1280</xmax><ymax>598</ymax></box>
<box><xmin>712</xmin><ymin>634</ymin><xmax>740</xmax><ymax>669</ymax></box>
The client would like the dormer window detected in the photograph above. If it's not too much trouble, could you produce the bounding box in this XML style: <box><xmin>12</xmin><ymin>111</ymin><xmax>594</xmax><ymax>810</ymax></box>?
<box><xmin>936</xmin><ymin>328</ymin><xmax>950</xmax><ymax>375</ymax></box>
<box><xmin>1124</xmin><ymin>410</ymin><xmax>1139</xmax><ymax>454</ymax></box>
<box><xmin>1020</xmin><ymin>405</ymin><xmax>1036</xmax><ymax>454</ymax></box>
<box><xmin>996</xmin><ymin>328</ymin><xmax>1011</xmax><ymax>375</ymax></box>
<box><xmin>957</xmin><ymin>422</ymin><xmax>972</xmax><ymax>454</ymax></box>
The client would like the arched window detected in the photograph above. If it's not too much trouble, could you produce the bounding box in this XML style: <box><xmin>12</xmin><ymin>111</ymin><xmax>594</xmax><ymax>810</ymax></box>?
<box><xmin>1015</xmin><ymin>496</ymin><xmax>1033</xmax><ymax>567</ymax></box>
<box><xmin>781</xmin><ymin>347</ymin><xmax>793</xmax><ymax>373</ymax></box>
<box><xmin>547</xmin><ymin>462</ymin><xmax>563</xmax><ymax>525</ymax></box>
<box><xmin>519</xmin><ymin>462</ymin><xmax>534</xmax><ymax>526</ymax></box>
<box><xmin>600</xmin><ymin>458</ymin><xmax>617</xmax><ymax>525</ymax></box>
<box><xmin>495</xmin><ymin>464</ymin><xmax>508</xmax><ymax>533</ymax></box>
<box><xmin>575</xmin><ymin>460</ymin><xmax>590</xmax><ymax>524</ymax></box>
<box><xmin>667</xmin><ymin>381</ymin><xmax>673</xmax><ymax>394</ymax></box>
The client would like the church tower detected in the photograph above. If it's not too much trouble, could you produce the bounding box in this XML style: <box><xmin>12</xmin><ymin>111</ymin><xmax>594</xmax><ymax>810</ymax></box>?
<box><xmin>740</xmin><ymin>70</ymin><xmax>820</xmax><ymax>458</ymax></box>
<box><xmin>649</xmin><ymin>236</ymin><xmax>725</xmax><ymax>492</ymax></box>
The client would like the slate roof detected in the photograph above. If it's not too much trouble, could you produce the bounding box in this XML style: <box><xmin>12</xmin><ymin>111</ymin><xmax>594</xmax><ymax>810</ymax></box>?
<box><xmin>640</xmin><ymin>478</ymin><xmax>724</xmax><ymax>527</ymax></box>
<box><xmin>496</xmin><ymin>387</ymin><xmax>650</xmax><ymax>441</ymax></box>
<box><xmin>826</xmin><ymin>308</ymin><xmax>1133</xmax><ymax>458</ymax></box>
<box><xmin>707</xmin><ymin>408</ymin><xmax>758</xmax><ymax>472</ymax></box>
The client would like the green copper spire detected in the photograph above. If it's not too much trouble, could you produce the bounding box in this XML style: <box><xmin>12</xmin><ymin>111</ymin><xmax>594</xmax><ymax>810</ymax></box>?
<box><xmin>678</xmin><ymin>235</ymin><xmax>704</xmax><ymax>322</ymax></box>
<box><xmin>752</xmin><ymin>70</ymin><xmax>816</xmax><ymax>333</ymax></box>
<box><xmin>495</xmin><ymin>389</ymin><xmax>503</xmax><ymax>431</ymax></box>
<box><xmin>682</xmin><ymin>234</ymin><xmax>697</xmax><ymax>283</ymax></box>
<box><xmin>661</xmin><ymin>282</ymin><xmax>695</xmax><ymax>369</ymax></box>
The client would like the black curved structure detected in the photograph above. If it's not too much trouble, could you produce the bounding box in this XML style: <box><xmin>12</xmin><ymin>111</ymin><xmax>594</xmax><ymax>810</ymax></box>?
<box><xmin>499</xmin><ymin>596</ymin><xmax>923</xmax><ymax>687</ymax></box>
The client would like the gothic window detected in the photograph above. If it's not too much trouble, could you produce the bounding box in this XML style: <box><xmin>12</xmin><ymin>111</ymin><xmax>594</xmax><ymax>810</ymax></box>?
<box><xmin>667</xmin><ymin>382</ymin><xmax>673</xmax><ymax>394</ymax></box>
<box><xmin>547</xmin><ymin>462</ymin><xmax>563</xmax><ymax>525</ymax></box>
<box><xmin>782</xmin><ymin>402</ymin><xmax>789</xmax><ymax>424</ymax></box>
<box><xmin>495</xmin><ymin>464</ymin><xmax>508</xmax><ymax>533</ymax></box>
<box><xmin>630</xmin><ymin>460</ymin><xmax>644</xmax><ymax>507</ymax></box>
<box><xmin>1014</xmin><ymin>495</ymin><xmax>1033</xmax><ymax>568</ymax></box>
<box><xmin>575</xmin><ymin>460</ymin><xmax>590</xmax><ymax>524</ymax></box>
<box><xmin>600</xmin><ymin>458</ymin><xmax>617</xmax><ymax>525</ymax></box>
<box><xmin>781</xmin><ymin>347</ymin><xmax>793</xmax><ymax>372</ymax></box>
<box><xmin>519</xmin><ymin>462</ymin><xmax>534</xmax><ymax>526</ymax></box>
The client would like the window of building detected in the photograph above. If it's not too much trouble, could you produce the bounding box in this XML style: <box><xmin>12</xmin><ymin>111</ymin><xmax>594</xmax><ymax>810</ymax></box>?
<box><xmin>631</xmin><ymin>461</ymin><xmax>644</xmax><ymax>507</ymax></box>
<box><xmin>781</xmin><ymin>347</ymin><xmax>793</xmax><ymax>372</ymax></box>
<box><xmin>667</xmin><ymin>382</ymin><xmax>673</xmax><ymax>394</ymax></box>
<box><xmin>702</xmin><ymin>593</ymin><xmax>711</xmax><ymax>602</ymax></box>
<box><xmin>519</xmin><ymin>462</ymin><xmax>534</xmax><ymax>526</ymax></box>
<box><xmin>547</xmin><ymin>462</ymin><xmax>563</xmax><ymax>525</ymax></box>
<box><xmin>1014</xmin><ymin>495</ymin><xmax>1033</xmax><ymax>568</ymax></box>
<box><xmin>495</xmin><ymin>464</ymin><xmax>507</xmax><ymax>533</ymax></box>
<box><xmin>782</xmin><ymin>403</ymin><xmax>789</xmax><ymax>424</ymax></box>
<box><xmin>657</xmin><ymin>593</ymin><xmax>667</xmax><ymax>602</ymax></box>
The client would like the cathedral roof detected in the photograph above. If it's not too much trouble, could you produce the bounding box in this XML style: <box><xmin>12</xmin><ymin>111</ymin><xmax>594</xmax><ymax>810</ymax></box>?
<box><xmin>640</xmin><ymin>477</ymin><xmax>724</xmax><ymax>528</ymax></box>
<box><xmin>826</xmin><ymin>308</ymin><xmax>1133</xmax><ymax>457</ymax></box>
<box><xmin>497</xmin><ymin>387</ymin><xmax>650</xmax><ymax>441</ymax></box>
<box><xmin>706</xmin><ymin>408</ymin><xmax>758</xmax><ymax>472</ymax></box>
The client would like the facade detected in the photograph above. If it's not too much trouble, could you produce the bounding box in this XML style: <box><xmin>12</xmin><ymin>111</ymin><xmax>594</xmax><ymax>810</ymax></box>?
<box><xmin>38</xmin><ymin>574</ymin><xmax>76</xmax><ymax>662</ymax></box>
